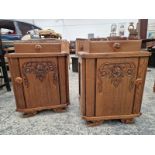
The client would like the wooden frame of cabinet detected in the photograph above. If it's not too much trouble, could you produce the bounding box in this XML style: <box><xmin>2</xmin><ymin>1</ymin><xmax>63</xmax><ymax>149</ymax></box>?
<box><xmin>7</xmin><ymin>40</ymin><xmax>70</xmax><ymax>117</ymax></box>
<box><xmin>78</xmin><ymin>49</ymin><xmax>150</xmax><ymax>126</ymax></box>
<box><xmin>7</xmin><ymin>51</ymin><xmax>69</xmax><ymax>117</ymax></box>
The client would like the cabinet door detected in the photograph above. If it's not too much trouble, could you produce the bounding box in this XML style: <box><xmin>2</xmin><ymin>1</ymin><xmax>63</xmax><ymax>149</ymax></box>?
<box><xmin>96</xmin><ymin>58</ymin><xmax>139</xmax><ymax>116</ymax></box>
<box><xmin>19</xmin><ymin>57</ymin><xmax>60</xmax><ymax>108</ymax></box>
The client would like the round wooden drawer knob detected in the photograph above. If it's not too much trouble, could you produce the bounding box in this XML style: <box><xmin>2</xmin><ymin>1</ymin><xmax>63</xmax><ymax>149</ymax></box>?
<box><xmin>15</xmin><ymin>77</ymin><xmax>23</xmax><ymax>84</ymax></box>
<box><xmin>113</xmin><ymin>42</ymin><xmax>121</xmax><ymax>49</ymax></box>
<box><xmin>35</xmin><ymin>44</ymin><xmax>42</xmax><ymax>50</ymax></box>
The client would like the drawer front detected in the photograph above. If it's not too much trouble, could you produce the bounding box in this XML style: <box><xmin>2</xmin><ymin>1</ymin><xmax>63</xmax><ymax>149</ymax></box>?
<box><xmin>89</xmin><ymin>40</ymin><xmax>142</xmax><ymax>53</ymax></box>
<box><xmin>14</xmin><ymin>43</ymin><xmax>61</xmax><ymax>53</ymax></box>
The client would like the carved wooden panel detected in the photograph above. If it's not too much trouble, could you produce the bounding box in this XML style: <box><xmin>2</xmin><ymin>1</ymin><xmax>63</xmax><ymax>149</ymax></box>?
<box><xmin>19</xmin><ymin>58</ymin><xmax>60</xmax><ymax>108</ymax></box>
<box><xmin>22</xmin><ymin>61</ymin><xmax>57</xmax><ymax>88</ymax></box>
<box><xmin>97</xmin><ymin>62</ymin><xmax>136</xmax><ymax>93</ymax></box>
<box><xmin>96</xmin><ymin>58</ymin><xmax>139</xmax><ymax>116</ymax></box>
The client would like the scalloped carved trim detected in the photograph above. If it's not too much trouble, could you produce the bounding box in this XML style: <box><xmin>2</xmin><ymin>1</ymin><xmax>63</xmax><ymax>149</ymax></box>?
<box><xmin>98</xmin><ymin>62</ymin><xmax>136</xmax><ymax>92</ymax></box>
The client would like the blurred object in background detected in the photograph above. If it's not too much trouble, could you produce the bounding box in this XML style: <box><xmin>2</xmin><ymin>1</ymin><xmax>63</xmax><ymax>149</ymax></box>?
<box><xmin>0</xmin><ymin>19</ymin><xmax>41</xmax><ymax>48</ymax></box>
<box><xmin>147</xmin><ymin>20</ymin><xmax>155</xmax><ymax>39</ymax></box>
<box><xmin>128</xmin><ymin>22</ymin><xmax>138</xmax><ymax>39</ymax></box>
<box><xmin>148</xmin><ymin>32</ymin><xmax>155</xmax><ymax>39</ymax></box>
<box><xmin>90</xmin><ymin>38</ymin><xmax>107</xmax><ymax>41</ymax></box>
<box><xmin>21</xmin><ymin>34</ymin><xmax>31</xmax><ymax>40</ymax></box>
<box><xmin>21</xmin><ymin>29</ymin><xmax>40</xmax><ymax>40</ymax></box>
<box><xmin>119</xmin><ymin>24</ymin><xmax>125</xmax><ymax>37</ymax></box>
<box><xmin>69</xmin><ymin>41</ymin><xmax>76</xmax><ymax>54</ymax></box>
<box><xmin>110</xmin><ymin>23</ymin><xmax>117</xmax><ymax>37</ymax></box>
<box><xmin>38</xmin><ymin>29</ymin><xmax>62</xmax><ymax>39</ymax></box>
<box><xmin>107</xmin><ymin>36</ymin><xmax>127</xmax><ymax>40</ymax></box>
<box><xmin>88</xmin><ymin>33</ymin><xmax>94</xmax><ymax>39</ymax></box>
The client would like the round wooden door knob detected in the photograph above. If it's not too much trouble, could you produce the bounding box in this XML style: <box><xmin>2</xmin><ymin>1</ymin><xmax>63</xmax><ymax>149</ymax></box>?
<box><xmin>135</xmin><ymin>78</ymin><xmax>142</xmax><ymax>86</ymax></box>
<box><xmin>113</xmin><ymin>42</ymin><xmax>121</xmax><ymax>49</ymax></box>
<box><xmin>15</xmin><ymin>77</ymin><xmax>23</xmax><ymax>84</ymax></box>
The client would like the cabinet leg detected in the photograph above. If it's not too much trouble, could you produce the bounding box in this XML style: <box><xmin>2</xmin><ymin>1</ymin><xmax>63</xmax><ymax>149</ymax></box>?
<box><xmin>23</xmin><ymin>111</ymin><xmax>37</xmax><ymax>118</ymax></box>
<box><xmin>53</xmin><ymin>107</ymin><xmax>67</xmax><ymax>113</ymax></box>
<box><xmin>153</xmin><ymin>82</ymin><xmax>155</xmax><ymax>92</ymax></box>
<box><xmin>121</xmin><ymin>118</ymin><xmax>134</xmax><ymax>124</ymax></box>
<box><xmin>86</xmin><ymin>120</ymin><xmax>104</xmax><ymax>127</ymax></box>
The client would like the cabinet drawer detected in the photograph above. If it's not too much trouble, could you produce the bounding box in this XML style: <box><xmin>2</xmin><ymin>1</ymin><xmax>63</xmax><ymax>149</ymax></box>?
<box><xmin>14</xmin><ymin>43</ymin><xmax>61</xmax><ymax>53</ymax></box>
<box><xmin>89</xmin><ymin>40</ymin><xmax>142</xmax><ymax>53</ymax></box>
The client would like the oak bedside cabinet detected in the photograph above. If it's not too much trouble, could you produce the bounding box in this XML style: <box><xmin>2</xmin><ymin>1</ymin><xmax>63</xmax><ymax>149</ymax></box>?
<box><xmin>7</xmin><ymin>40</ymin><xmax>69</xmax><ymax>117</ymax></box>
<box><xmin>78</xmin><ymin>40</ymin><xmax>151</xmax><ymax>126</ymax></box>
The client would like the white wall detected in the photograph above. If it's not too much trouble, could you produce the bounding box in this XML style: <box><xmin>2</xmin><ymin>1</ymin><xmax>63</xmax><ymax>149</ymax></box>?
<box><xmin>18</xmin><ymin>19</ymin><xmax>138</xmax><ymax>40</ymax></box>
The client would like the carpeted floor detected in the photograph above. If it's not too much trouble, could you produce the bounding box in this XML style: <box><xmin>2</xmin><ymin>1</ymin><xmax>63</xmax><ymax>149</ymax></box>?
<box><xmin>0</xmin><ymin>67</ymin><xmax>155</xmax><ymax>135</ymax></box>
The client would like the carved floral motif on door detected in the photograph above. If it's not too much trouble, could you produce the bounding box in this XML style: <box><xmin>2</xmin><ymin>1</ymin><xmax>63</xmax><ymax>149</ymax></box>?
<box><xmin>22</xmin><ymin>61</ymin><xmax>57</xmax><ymax>88</ymax></box>
<box><xmin>98</xmin><ymin>62</ymin><xmax>136</xmax><ymax>92</ymax></box>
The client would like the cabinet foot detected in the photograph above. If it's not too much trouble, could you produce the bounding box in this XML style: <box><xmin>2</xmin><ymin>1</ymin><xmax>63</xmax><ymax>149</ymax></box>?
<box><xmin>86</xmin><ymin>120</ymin><xmax>104</xmax><ymax>127</ymax></box>
<box><xmin>23</xmin><ymin>111</ymin><xmax>37</xmax><ymax>118</ymax></box>
<box><xmin>121</xmin><ymin>118</ymin><xmax>134</xmax><ymax>124</ymax></box>
<box><xmin>53</xmin><ymin>107</ymin><xmax>67</xmax><ymax>113</ymax></box>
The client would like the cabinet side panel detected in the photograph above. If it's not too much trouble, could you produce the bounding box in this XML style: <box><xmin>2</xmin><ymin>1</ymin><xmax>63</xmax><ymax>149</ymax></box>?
<box><xmin>133</xmin><ymin>57</ymin><xmax>149</xmax><ymax>114</ymax></box>
<box><xmin>65</xmin><ymin>55</ymin><xmax>70</xmax><ymax>104</ymax></box>
<box><xmin>61</xmin><ymin>41</ymin><xmax>69</xmax><ymax>53</ymax></box>
<box><xmin>80</xmin><ymin>58</ymin><xmax>86</xmax><ymax>115</ymax></box>
<box><xmin>76</xmin><ymin>39</ymin><xmax>89</xmax><ymax>54</ymax></box>
<box><xmin>85</xmin><ymin>59</ymin><xmax>96</xmax><ymax>117</ymax></box>
<box><xmin>8</xmin><ymin>58</ymin><xmax>26</xmax><ymax>109</ymax></box>
<box><xmin>78</xmin><ymin>62</ymin><xmax>81</xmax><ymax>96</ymax></box>
<box><xmin>58</xmin><ymin>56</ymin><xmax>67</xmax><ymax>104</ymax></box>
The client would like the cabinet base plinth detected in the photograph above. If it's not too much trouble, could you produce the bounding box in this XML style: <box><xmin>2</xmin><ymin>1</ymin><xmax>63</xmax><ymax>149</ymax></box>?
<box><xmin>83</xmin><ymin>113</ymin><xmax>141</xmax><ymax>126</ymax></box>
<box><xmin>17</xmin><ymin>104</ymin><xmax>68</xmax><ymax>117</ymax></box>
<box><xmin>53</xmin><ymin>107</ymin><xmax>67</xmax><ymax>112</ymax></box>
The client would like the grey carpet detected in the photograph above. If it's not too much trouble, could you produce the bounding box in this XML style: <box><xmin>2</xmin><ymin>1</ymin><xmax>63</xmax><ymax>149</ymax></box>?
<box><xmin>0</xmin><ymin>67</ymin><xmax>155</xmax><ymax>135</ymax></box>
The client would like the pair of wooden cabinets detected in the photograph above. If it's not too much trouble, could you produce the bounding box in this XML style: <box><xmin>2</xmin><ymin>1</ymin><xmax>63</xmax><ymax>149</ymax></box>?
<box><xmin>7</xmin><ymin>40</ymin><xmax>69</xmax><ymax>116</ymax></box>
<box><xmin>7</xmin><ymin>39</ymin><xmax>150</xmax><ymax>126</ymax></box>
<box><xmin>78</xmin><ymin>40</ymin><xmax>151</xmax><ymax>126</ymax></box>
